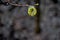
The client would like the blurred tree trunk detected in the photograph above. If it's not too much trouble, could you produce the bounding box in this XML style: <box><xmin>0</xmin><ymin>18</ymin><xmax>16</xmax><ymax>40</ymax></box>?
<box><xmin>40</xmin><ymin>0</ymin><xmax>60</xmax><ymax>40</ymax></box>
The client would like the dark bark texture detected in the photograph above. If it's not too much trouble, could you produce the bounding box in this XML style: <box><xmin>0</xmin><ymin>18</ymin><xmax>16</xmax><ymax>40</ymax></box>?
<box><xmin>0</xmin><ymin>0</ymin><xmax>60</xmax><ymax>40</ymax></box>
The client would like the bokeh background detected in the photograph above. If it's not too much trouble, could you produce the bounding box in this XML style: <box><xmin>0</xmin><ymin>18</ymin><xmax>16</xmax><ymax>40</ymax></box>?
<box><xmin>0</xmin><ymin>0</ymin><xmax>60</xmax><ymax>40</ymax></box>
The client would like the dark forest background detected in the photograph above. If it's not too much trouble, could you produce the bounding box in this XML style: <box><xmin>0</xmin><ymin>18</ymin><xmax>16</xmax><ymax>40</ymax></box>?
<box><xmin>0</xmin><ymin>0</ymin><xmax>60</xmax><ymax>40</ymax></box>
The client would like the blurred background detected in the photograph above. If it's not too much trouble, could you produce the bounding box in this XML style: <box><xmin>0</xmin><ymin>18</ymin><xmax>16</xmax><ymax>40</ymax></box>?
<box><xmin>0</xmin><ymin>0</ymin><xmax>60</xmax><ymax>40</ymax></box>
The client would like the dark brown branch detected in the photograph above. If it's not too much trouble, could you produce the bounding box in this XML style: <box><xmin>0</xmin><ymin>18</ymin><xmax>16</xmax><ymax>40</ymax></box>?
<box><xmin>35</xmin><ymin>0</ymin><xmax>42</xmax><ymax>34</ymax></box>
